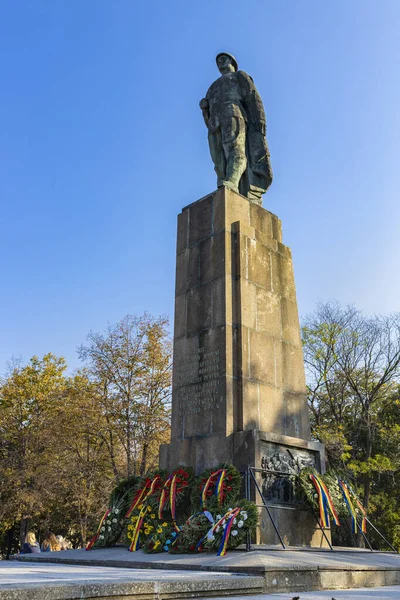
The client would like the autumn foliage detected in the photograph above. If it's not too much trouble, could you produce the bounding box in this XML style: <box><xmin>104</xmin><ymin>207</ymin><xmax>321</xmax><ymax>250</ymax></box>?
<box><xmin>0</xmin><ymin>314</ymin><xmax>171</xmax><ymax>556</ymax></box>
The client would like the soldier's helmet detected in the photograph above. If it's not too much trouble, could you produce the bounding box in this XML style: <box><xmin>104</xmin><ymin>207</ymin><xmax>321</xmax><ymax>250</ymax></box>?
<box><xmin>216</xmin><ymin>52</ymin><xmax>238</xmax><ymax>72</ymax></box>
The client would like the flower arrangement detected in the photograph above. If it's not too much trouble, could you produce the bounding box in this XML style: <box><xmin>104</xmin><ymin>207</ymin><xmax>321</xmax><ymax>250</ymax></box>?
<box><xmin>125</xmin><ymin>470</ymin><xmax>167</xmax><ymax>520</ymax></box>
<box><xmin>110</xmin><ymin>474</ymin><xmax>141</xmax><ymax>517</ymax></box>
<box><xmin>170</xmin><ymin>499</ymin><xmax>258</xmax><ymax>555</ymax></box>
<box><xmin>165</xmin><ymin>464</ymin><xmax>257</xmax><ymax>556</ymax></box>
<box><xmin>124</xmin><ymin>470</ymin><xmax>167</xmax><ymax>551</ymax></box>
<box><xmin>126</xmin><ymin>505</ymin><xmax>160</xmax><ymax>549</ymax></box>
<box><xmin>190</xmin><ymin>464</ymin><xmax>242</xmax><ymax>512</ymax></box>
<box><xmin>90</xmin><ymin>463</ymin><xmax>259</xmax><ymax>556</ymax></box>
<box><xmin>158</xmin><ymin>467</ymin><xmax>195</xmax><ymax>527</ymax></box>
<box><xmin>297</xmin><ymin>467</ymin><xmax>367</xmax><ymax>532</ymax></box>
<box><xmin>86</xmin><ymin>501</ymin><xmax>125</xmax><ymax>550</ymax></box>
<box><xmin>143</xmin><ymin>522</ymin><xmax>178</xmax><ymax>553</ymax></box>
<box><xmin>86</xmin><ymin>474</ymin><xmax>141</xmax><ymax>550</ymax></box>
<box><xmin>169</xmin><ymin>512</ymin><xmax>212</xmax><ymax>553</ymax></box>
<box><xmin>298</xmin><ymin>468</ymin><xmax>348</xmax><ymax>515</ymax></box>
<box><xmin>126</xmin><ymin>467</ymin><xmax>194</xmax><ymax>551</ymax></box>
<box><xmin>204</xmin><ymin>500</ymin><xmax>258</xmax><ymax>554</ymax></box>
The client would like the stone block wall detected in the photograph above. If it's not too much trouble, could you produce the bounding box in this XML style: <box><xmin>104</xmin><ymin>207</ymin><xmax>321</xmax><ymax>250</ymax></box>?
<box><xmin>167</xmin><ymin>187</ymin><xmax>310</xmax><ymax>459</ymax></box>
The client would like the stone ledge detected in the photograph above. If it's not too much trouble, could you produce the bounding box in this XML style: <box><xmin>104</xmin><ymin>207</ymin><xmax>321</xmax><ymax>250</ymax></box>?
<box><xmin>12</xmin><ymin>546</ymin><xmax>400</xmax><ymax>575</ymax></box>
<box><xmin>1</xmin><ymin>561</ymin><xmax>263</xmax><ymax>600</ymax></box>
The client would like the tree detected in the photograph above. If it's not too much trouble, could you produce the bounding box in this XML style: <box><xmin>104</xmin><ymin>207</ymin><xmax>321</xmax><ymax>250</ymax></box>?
<box><xmin>0</xmin><ymin>312</ymin><xmax>172</xmax><ymax>556</ymax></box>
<box><xmin>78</xmin><ymin>314</ymin><xmax>172</xmax><ymax>477</ymax></box>
<box><xmin>0</xmin><ymin>356</ymin><xmax>119</xmax><ymax>552</ymax></box>
<box><xmin>46</xmin><ymin>372</ymin><xmax>116</xmax><ymax>546</ymax></box>
<box><xmin>0</xmin><ymin>354</ymin><xmax>67</xmax><ymax>545</ymax></box>
<box><xmin>302</xmin><ymin>302</ymin><xmax>400</xmax><ymax>548</ymax></box>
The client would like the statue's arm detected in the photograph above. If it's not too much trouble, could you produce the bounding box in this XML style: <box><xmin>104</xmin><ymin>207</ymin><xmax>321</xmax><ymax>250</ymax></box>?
<box><xmin>199</xmin><ymin>96</ymin><xmax>210</xmax><ymax>129</ymax></box>
<box><xmin>238</xmin><ymin>71</ymin><xmax>267</xmax><ymax>134</ymax></box>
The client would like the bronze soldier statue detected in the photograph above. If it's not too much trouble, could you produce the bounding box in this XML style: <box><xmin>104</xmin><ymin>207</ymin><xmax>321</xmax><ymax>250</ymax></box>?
<box><xmin>200</xmin><ymin>52</ymin><xmax>273</xmax><ymax>205</ymax></box>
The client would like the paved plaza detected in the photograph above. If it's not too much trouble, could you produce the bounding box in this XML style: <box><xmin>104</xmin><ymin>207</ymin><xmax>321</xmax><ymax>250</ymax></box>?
<box><xmin>242</xmin><ymin>590</ymin><xmax>400</xmax><ymax>599</ymax></box>
<box><xmin>1</xmin><ymin>561</ymin><xmax>221</xmax><ymax>584</ymax></box>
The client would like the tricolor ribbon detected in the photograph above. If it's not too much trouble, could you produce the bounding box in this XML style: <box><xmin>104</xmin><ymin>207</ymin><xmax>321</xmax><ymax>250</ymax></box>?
<box><xmin>86</xmin><ymin>508</ymin><xmax>111</xmax><ymax>550</ymax></box>
<box><xmin>126</xmin><ymin>475</ymin><xmax>162</xmax><ymax>519</ymax></box>
<box><xmin>200</xmin><ymin>469</ymin><xmax>226</xmax><ymax>508</ymax></box>
<box><xmin>338</xmin><ymin>480</ymin><xmax>358</xmax><ymax>533</ymax></box>
<box><xmin>127</xmin><ymin>475</ymin><xmax>162</xmax><ymax>552</ymax></box>
<box><xmin>348</xmin><ymin>484</ymin><xmax>367</xmax><ymax>533</ymax></box>
<box><xmin>310</xmin><ymin>474</ymin><xmax>340</xmax><ymax>529</ymax></box>
<box><xmin>195</xmin><ymin>507</ymin><xmax>240</xmax><ymax>555</ymax></box>
<box><xmin>158</xmin><ymin>473</ymin><xmax>182</xmax><ymax>533</ymax></box>
<box><xmin>217</xmin><ymin>507</ymin><xmax>241</xmax><ymax>556</ymax></box>
<box><xmin>125</xmin><ymin>479</ymin><xmax>152</xmax><ymax>518</ymax></box>
<box><xmin>158</xmin><ymin>475</ymin><xmax>172</xmax><ymax>520</ymax></box>
<box><xmin>169</xmin><ymin>473</ymin><xmax>181</xmax><ymax>533</ymax></box>
<box><xmin>146</xmin><ymin>475</ymin><xmax>162</xmax><ymax>498</ymax></box>
<box><xmin>129</xmin><ymin>507</ymin><xmax>146</xmax><ymax>551</ymax></box>
<box><xmin>215</xmin><ymin>470</ymin><xmax>226</xmax><ymax>499</ymax></box>
<box><xmin>354</xmin><ymin>498</ymin><xmax>367</xmax><ymax>533</ymax></box>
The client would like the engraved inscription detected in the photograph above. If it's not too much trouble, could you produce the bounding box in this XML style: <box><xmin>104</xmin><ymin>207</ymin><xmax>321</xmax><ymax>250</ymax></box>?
<box><xmin>174</xmin><ymin>347</ymin><xmax>221</xmax><ymax>415</ymax></box>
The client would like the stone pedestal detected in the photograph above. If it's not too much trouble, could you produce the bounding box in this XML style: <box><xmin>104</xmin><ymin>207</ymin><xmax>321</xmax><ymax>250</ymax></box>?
<box><xmin>159</xmin><ymin>188</ymin><xmax>327</xmax><ymax>545</ymax></box>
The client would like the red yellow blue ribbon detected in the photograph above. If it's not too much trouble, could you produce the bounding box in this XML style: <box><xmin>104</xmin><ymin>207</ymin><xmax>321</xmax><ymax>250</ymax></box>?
<box><xmin>86</xmin><ymin>508</ymin><xmax>111</xmax><ymax>550</ymax></box>
<box><xmin>195</xmin><ymin>507</ymin><xmax>239</xmax><ymax>554</ymax></box>
<box><xmin>200</xmin><ymin>469</ymin><xmax>226</xmax><ymax>508</ymax></box>
<box><xmin>354</xmin><ymin>498</ymin><xmax>367</xmax><ymax>533</ymax></box>
<box><xmin>125</xmin><ymin>479</ymin><xmax>152</xmax><ymax>518</ymax></box>
<box><xmin>129</xmin><ymin>507</ymin><xmax>146</xmax><ymax>551</ymax></box>
<box><xmin>158</xmin><ymin>476</ymin><xmax>172</xmax><ymax>520</ymax></box>
<box><xmin>217</xmin><ymin>507</ymin><xmax>241</xmax><ymax>556</ymax></box>
<box><xmin>310</xmin><ymin>474</ymin><xmax>340</xmax><ymax>529</ymax></box>
<box><xmin>145</xmin><ymin>475</ymin><xmax>162</xmax><ymax>500</ymax></box>
<box><xmin>170</xmin><ymin>473</ymin><xmax>181</xmax><ymax>533</ymax></box>
<box><xmin>338</xmin><ymin>480</ymin><xmax>358</xmax><ymax>533</ymax></box>
<box><xmin>347</xmin><ymin>483</ymin><xmax>367</xmax><ymax>533</ymax></box>
<box><xmin>158</xmin><ymin>473</ymin><xmax>181</xmax><ymax>533</ymax></box>
<box><xmin>127</xmin><ymin>475</ymin><xmax>162</xmax><ymax>552</ymax></box>
<box><xmin>215</xmin><ymin>470</ymin><xmax>226</xmax><ymax>499</ymax></box>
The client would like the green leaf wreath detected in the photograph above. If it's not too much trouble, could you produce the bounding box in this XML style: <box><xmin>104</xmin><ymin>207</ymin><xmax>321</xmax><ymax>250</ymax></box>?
<box><xmin>204</xmin><ymin>499</ymin><xmax>258</xmax><ymax>552</ymax></box>
<box><xmin>190</xmin><ymin>464</ymin><xmax>242</xmax><ymax>512</ymax></box>
<box><xmin>92</xmin><ymin>463</ymin><xmax>259</xmax><ymax>555</ymax></box>
<box><xmin>86</xmin><ymin>497</ymin><xmax>126</xmax><ymax>549</ymax></box>
<box><xmin>169</xmin><ymin>511</ymin><xmax>212</xmax><ymax>553</ymax></box>
<box><xmin>143</xmin><ymin>523</ymin><xmax>178</xmax><ymax>553</ymax></box>
<box><xmin>170</xmin><ymin>499</ymin><xmax>258</xmax><ymax>554</ymax></box>
<box><xmin>126</xmin><ymin>466</ymin><xmax>194</xmax><ymax>551</ymax></box>
<box><xmin>124</xmin><ymin>469</ymin><xmax>167</xmax><ymax>549</ymax></box>
<box><xmin>296</xmin><ymin>467</ymin><xmax>361</xmax><ymax>520</ymax></box>
<box><xmin>87</xmin><ymin>474</ymin><xmax>142</xmax><ymax>550</ymax></box>
<box><xmin>110</xmin><ymin>474</ymin><xmax>141</xmax><ymax>517</ymax></box>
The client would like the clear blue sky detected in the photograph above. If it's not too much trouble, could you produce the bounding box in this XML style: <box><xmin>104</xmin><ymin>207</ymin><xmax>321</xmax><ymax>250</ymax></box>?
<box><xmin>1</xmin><ymin>0</ymin><xmax>400</xmax><ymax>374</ymax></box>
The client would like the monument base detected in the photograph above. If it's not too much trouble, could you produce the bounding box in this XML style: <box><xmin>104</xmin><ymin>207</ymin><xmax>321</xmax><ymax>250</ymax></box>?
<box><xmin>160</xmin><ymin>429</ymin><xmax>329</xmax><ymax>547</ymax></box>
<box><xmin>161</xmin><ymin>187</ymin><xmax>328</xmax><ymax>547</ymax></box>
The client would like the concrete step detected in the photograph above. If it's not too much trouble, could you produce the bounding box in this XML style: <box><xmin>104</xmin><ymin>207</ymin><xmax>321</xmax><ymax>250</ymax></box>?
<box><xmin>12</xmin><ymin>547</ymin><xmax>400</xmax><ymax>594</ymax></box>
<box><xmin>0</xmin><ymin>563</ymin><xmax>264</xmax><ymax>600</ymax></box>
